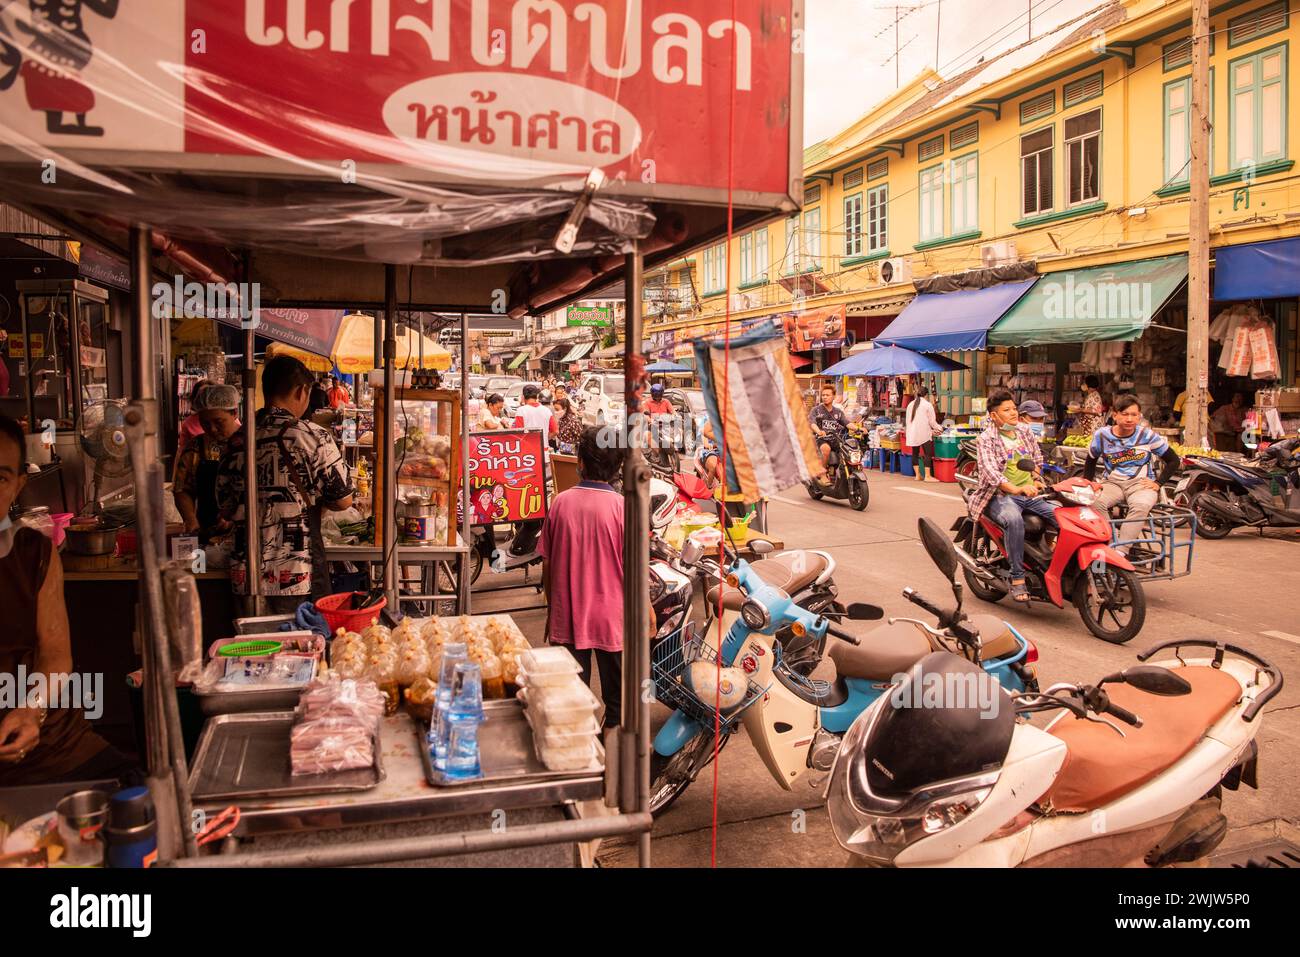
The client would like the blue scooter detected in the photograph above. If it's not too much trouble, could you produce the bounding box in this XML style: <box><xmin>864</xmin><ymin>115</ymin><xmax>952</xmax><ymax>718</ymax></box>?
<box><xmin>647</xmin><ymin>518</ymin><xmax>1039</xmax><ymax>815</ymax></box>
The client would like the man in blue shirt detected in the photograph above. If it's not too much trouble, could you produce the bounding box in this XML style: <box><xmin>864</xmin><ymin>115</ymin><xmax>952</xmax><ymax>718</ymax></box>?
<box><xmin>1083</xmin><ymin>394</ymin><xmax>1181</xmax><ymax>552</ymax></box>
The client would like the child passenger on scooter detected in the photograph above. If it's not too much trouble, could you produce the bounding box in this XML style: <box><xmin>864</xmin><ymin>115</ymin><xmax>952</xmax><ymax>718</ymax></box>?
<box><xmin>970</xmin><ymin>390</ymin><xmax>1060</xmax><ymax>603</ymax></box>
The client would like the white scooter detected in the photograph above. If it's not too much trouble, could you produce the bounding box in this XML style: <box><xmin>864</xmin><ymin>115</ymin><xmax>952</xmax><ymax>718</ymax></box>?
<box><xmin>825</xmin><ymin>518</ymin><xmax>1282</xmax><ymax>868</ymax></box>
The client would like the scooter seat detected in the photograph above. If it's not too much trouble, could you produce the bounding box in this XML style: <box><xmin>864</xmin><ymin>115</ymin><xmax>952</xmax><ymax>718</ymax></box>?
<box><xmin>749</xmin><ymin>550</ymin><xmax>830</xmax><ymax>596</ymax></box>
<box><xmin>828</xmin><ymin>621</ymin><xmax>932</xmax><ymax>681</ymax></box>
<box><xmin>964</xmin><ymin>614</ymin><xmax>1021</xmax><ymax>659</ymax></box>
<box><xmin>1041</xmin><ymin>666</ymin><xmax>1242</xmax><ymax>813</ymax></box>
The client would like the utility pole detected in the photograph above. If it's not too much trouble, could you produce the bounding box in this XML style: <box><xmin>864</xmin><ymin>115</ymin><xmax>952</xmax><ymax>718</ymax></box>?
<box><xmin>1186</xmin><ymin>0</ymin><xmax>1211</xmax><ymax>446</ymax></box>
<box><xmin>1028</xmin><ymin>1</ymin><xmax>1033</xmax><ymax>41</ymax></box>
<box><xmin>935</xmin><ymin>1</ymin><xmax>942</xmax><ymax>71</ymax></box>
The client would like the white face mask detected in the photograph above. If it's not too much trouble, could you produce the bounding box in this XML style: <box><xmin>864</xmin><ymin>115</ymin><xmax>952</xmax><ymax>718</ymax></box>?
<box><xmin>1028</xmin><ymin>422</ymin><xmax>1045</xmax><ymax>437</ymax></box>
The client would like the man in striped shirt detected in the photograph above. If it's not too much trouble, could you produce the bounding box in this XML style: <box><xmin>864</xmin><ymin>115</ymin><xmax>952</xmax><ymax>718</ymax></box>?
<box><xmin>1083</xmin><ymin>394</ymin><xmax>1181</xmax><ymax>553</ymax></box>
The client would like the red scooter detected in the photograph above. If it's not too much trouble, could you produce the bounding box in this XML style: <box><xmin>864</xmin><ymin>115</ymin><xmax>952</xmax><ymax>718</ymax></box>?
<box><xmin>952</xmin><ymin>465</ymin><xmax>1146</xmax><ymax>644</ymax></box>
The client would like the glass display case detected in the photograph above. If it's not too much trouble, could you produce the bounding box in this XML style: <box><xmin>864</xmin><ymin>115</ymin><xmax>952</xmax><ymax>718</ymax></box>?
<box><xmin>373</xmin><ymin>388</ymin><xmax>461</xmax><ymax>549</ymax></box>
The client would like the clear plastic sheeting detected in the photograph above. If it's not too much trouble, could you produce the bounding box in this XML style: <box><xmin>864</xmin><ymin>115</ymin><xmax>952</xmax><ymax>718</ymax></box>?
<box><xmin>0</xmin><ymin>1</ymin><xmax>800</xmax><ymax>271</ymax></box>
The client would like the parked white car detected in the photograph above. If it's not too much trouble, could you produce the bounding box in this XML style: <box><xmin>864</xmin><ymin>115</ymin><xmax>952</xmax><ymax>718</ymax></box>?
<box><xmin>577</xmin><ymin>373</ymin><xmax>626</xmax><ymax>427</ymax></box>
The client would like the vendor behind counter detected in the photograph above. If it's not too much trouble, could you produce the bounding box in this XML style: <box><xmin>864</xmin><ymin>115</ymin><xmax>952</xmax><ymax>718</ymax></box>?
<box><xmin>0</xmin><ymin>414</ymin><xmax>139</xmax><ymax>788</ymax></box>
<box><xmin>173</xmin><ymin>382</ymin><xmax>242</xmax><ymax>540</ymax></box>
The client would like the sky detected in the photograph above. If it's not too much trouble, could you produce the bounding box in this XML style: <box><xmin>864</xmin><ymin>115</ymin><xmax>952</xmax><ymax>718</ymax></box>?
<box><xmin>804</xmin><ymin>0</ymin><xmax>1103</xmax><ymax>143</ymax></box>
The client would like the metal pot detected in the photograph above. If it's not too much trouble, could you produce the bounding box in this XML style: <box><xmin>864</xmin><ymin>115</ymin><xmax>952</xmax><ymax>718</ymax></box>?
<box><xmin>64</xmin><ymin>525</ymin><xmax>120</xmax><ymax>556</ymax></box>
<box><xmin>398</xmin><ymin>501</ymin><xmax>441</xmax><ymax>543</ymax></box>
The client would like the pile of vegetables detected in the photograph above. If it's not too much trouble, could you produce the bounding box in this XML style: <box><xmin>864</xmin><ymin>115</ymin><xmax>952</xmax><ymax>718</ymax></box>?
<box><xmin>1171</xmin><ymin>443</ymin><xmax>1221</xmax><ymax>460</ymax></box>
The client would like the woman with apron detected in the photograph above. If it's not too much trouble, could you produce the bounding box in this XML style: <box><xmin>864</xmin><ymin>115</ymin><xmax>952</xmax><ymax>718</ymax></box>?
<box><xmin>173</xmin><ymin>383</ymin><xmax>242</xmax><ymax>541</ymax></box>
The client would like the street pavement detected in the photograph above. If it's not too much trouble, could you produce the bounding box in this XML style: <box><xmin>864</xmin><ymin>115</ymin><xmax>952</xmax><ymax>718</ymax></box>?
<box><xmin>474</xmin><ymin>469</ymin><xmax>1300</xmax><ymax>868</ymax></box>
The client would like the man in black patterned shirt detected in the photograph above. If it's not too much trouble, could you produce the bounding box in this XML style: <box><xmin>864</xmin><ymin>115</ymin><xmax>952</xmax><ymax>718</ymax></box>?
<box><xmin>809</xmin><ymin>384</ymin><xmax>848</xmax><ymax>480</ymax></box>
<box><xmin>217</xmin><ymin>356</ymin><xmax>354</xmax><ymax>613</ymax></box>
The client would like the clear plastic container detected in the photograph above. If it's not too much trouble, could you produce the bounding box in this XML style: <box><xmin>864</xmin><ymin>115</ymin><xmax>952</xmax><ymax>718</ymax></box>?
<box><xmin>532</xmin><ymin>734</ymin><xmax>596</xmax><ymax>772</ymax></box>
<box><xmin>525</xmin><ymin>706</ymin><xmax>599</xmax><ymax>749</ymax></box>
<box><xmin>518</xmin><ymin>683</ymin><xmax>601</xmax><ymax>726</ymax></box>
<box><xmin>517</xmin><ymin>663</ymin><xmax>585</xmax><ymax>690</ymax></box>
<box><xmin>520</xmin><ymin>646</ymin><xmax>581</xmax><ymax>676</ymax></box>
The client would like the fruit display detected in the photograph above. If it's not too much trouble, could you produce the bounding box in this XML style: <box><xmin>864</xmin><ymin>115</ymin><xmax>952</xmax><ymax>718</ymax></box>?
<box><xmin>1062</xmin><ymin>434</ymin><xmax>1092</xmax><ymax>448</ymax></box>
<box><xmin>1171</xmin><ymin>443</ymin><xmax>1221</xmax><ymax>460</ymax></box>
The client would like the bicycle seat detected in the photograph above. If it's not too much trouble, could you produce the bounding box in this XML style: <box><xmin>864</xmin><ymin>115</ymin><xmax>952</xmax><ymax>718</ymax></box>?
<box><xmin>1040</xmin><ymin>666</ymin><xmax>1242</xmax><ymax>813</ymax></box>
<box><xmin>828</xmin><ymin>621</ymin><xmax>931</xmax><ymax>681</ymax></box>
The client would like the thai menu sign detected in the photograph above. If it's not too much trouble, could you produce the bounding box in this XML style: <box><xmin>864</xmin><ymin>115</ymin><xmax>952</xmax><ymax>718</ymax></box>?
<box><xmin>0</xmin><ymin>1</ymin><xmax>802</xmax><ymax>207</ymax></box>
<box><xmin>467</xmin><ymin>428</ymin><xmax>548</xmax><ymax>524</ymax></box>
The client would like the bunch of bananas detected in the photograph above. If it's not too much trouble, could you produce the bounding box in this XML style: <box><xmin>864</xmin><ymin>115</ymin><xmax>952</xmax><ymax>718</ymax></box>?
<box><xmin>1062</xmin><ymin>434</ymin><xmax>1092</xmax><ymax>448</ymax></box>
<box><xmin>1172</xmin><ymin>442</ymin><xmax>1221</xmax><ymax>459</ymax></box>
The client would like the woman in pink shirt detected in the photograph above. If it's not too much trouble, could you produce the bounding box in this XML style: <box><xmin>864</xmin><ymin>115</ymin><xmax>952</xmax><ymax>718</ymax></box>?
<box><xmin>538</xmin><ymin>426</ymin><xmax>626</xmax><ymax>729</ymax></box>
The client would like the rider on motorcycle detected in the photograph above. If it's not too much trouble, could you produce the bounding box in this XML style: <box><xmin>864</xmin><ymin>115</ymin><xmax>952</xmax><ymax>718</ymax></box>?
<box><xmin>1083</xmin><ymin>394</ymin><xmax>1182</xmax><ymax>553</ymax></box>
<box><xmin>810</xmin><ymin>384</ymin><xmax>848</xmax><ymax>483</ymax></box>
<box><xmin>969</xmin><ymin>389</ymin><xmax>1060</xmax><ymax>603</ymax></box>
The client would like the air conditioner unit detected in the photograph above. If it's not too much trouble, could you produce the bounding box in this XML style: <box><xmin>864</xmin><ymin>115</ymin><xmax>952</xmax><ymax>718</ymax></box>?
<box><xmin>731</xmin><ymin>292</ymin><xmax>756</xmax><ymax>311</ymax></box>
<box><xmin>879</xmin><ymin>257</ymin><xmax>912</xmax><ymax>286</ymax></box>
<box><xmin>980</xmin><ymin>241</ymin><xmax>1018</xmax><ymax>267</ymax></box>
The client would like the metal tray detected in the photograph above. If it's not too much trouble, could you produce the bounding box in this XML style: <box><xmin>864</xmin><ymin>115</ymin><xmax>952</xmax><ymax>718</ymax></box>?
<box><xmin>189</xmin><ymin>711</ymin><xmax>383</xmax><ymax>802</ymax></box>
<box><xmin>418</xmin><ymin>699</ymin><xmax>604</xmax><ymax>788</ymax></box>
<box><xmin>192</xmin><ymin>684</ymin><xmax>308</xmax><ymax>716</ymax></box>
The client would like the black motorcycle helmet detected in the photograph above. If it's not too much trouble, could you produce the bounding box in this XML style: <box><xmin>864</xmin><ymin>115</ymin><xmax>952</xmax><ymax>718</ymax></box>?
<box><xmin>862</xmin><ymin>652</ymin><xmax>1014</xmax><ymax>797</ymax></box>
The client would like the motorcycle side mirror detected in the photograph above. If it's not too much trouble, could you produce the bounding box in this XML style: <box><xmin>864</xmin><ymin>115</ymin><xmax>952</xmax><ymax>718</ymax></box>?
<box><xmin>917</xmin><ymin>517</ymin><xmax>959</xmax><ymax>582</ymax></box>
<box><xmin>846</xmin><ymin>602</ymin><xmax>885</xmax><ymax>621</ymax></box>
<box><xmin>749</xmin><ymin>538</ymin><xmax>775</xmax><ymax>556</ymax></box>
<box><xmin>1100</xmin><ymin>666</ymin><xmax>1193</xmax><ymax>697</ymax></box>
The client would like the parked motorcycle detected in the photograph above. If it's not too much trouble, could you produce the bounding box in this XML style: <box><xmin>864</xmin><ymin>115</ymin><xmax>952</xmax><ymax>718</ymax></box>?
<box><xmin>953</xmin><ymin>465</ymin><xmax>1146</xmax><ymax>643</ymax></box>
<box><xmin>1177</xmin><ymin>437</ymin><xmax>1300</xmax><ymax>538</ymax></box>
<box><xmin>806</xmin><ymin>423</ymin><xmax>869</xmax><ymax>510</ymax></box>
<box><xmin>646</xmin><ymin>519</ymin><xmax>1039</xmax><ymax>815</ymax></box>
<box><xmin>827</xmin><ymin>628</ymin><xmax>1281</xmax><ymax>867</ymax></box>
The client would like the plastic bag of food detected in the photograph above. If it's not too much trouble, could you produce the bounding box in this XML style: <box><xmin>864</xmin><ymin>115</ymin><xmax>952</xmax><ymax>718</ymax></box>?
<box><xmin>480</xmin><ymin>654</ymin><xmax>506</xmax><ymax>700</ymax></box>
<box><xmin>396</xmin><ymin>645</ymin><xmax>433</xmax><ymax>685</ymax></box>
<box><xmin>290</xmin><ymin>716</ymin><xmax>375</xmax><ymax>775</ymax></box>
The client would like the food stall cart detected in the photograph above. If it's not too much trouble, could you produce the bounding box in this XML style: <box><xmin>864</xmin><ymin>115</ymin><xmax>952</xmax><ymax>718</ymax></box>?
<box><xmin>0</xmin><ymin>0</ymin><xmax>804</xmax><ymax>868</ymax></box>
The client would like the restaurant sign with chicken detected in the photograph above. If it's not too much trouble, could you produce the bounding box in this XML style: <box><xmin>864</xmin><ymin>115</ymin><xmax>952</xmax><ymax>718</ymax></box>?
<box><xmin>468</xmin><ymin>429</ymin><xmax>548</xmax><ymax>525</ymax></box>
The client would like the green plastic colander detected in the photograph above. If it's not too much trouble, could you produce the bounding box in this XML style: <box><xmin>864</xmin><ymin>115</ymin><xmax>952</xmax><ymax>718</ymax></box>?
<box><xmin>218</xmin><ymin>639</ymin><xmax>283</xmax><ymax>658</ymax></box>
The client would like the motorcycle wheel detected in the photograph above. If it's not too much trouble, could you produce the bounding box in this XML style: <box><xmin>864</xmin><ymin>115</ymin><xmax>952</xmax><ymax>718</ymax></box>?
<box><xmin>469</xmin><ymin>546</ymin><xmax>485</xmax><ymax>584</ymax></box>
<box><xmin>1190</xmin><ymin>493</ymin><xmax>1234</xmax><ymax>539</ymax></box>
<box><xmin>649</xmin><ymin>445</ymin><xmax>679</xmax><ymax>476</ymax></box>
<box><xmin>806</xmin><ymin>481</ymin><xmax>824</xmax><ymax>501</ymax></box>
<box><xmin>962</xmin><ymin>534</ymin><xmax>1008</xmax><ymax>603</ymax></box>
<box><xmin>848</xmin><ymin>477</ymin><xmax>869</xmax><ymax>511</ymax></box>
<box><xmin>649</xmin><ymin>729</ymin><xmax>730</xmax><ymax>816</ymax></box>
<box><xmin>956</xmin><ymin>458</ymin><xmax>978</xmax><ymax>481</ymax></box>
<box><xmin>1072</xmin><ymin>566</ymin><xmax>1146</xmax><ymax>644</ymax></box>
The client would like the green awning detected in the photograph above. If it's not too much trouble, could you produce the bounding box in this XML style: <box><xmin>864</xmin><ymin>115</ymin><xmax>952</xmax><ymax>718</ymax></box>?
<box><xmin>561</xmin><ymin>341</ymin><xmax>594</xmax><ymax>362</ymax></box>
<box><xmin>988</xmin><ymin>254</ymin><xmax>1188</xmax><ymax>346</ymax></box>
<box><xmin>508</xmin><ymin>351</ymin><xmax>530</xmax><ymax>369</ymax></box>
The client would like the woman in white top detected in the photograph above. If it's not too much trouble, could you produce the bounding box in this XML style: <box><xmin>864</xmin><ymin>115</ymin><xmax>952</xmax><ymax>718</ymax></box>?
<box><xmin>904</xmin><ymin>386</ymin><xmax>943</xmax><ymax>482</ymax></box>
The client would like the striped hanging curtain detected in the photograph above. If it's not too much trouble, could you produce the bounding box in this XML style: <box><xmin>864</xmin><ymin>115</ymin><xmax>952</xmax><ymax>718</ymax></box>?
<box><xmin>693</xmin><ymin>318</ymin><xmax>825</xmax><ymax>504</ymax></box>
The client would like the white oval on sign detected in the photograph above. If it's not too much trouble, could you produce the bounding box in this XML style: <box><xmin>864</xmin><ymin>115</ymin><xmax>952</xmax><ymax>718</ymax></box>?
<box><xmin>382</xmin><ymin>71</ymin><xmax>641</xmax><ymax>173</ymax></box>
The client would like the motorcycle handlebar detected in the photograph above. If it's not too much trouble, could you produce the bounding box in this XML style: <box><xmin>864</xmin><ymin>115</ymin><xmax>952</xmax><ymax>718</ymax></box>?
<box><xmin>903</xmin><ymin>587</ymin><xmax>949</xmax><ymax>625</ymax></box>
<box><xmin>1103</xmin><ymin>698</ymin><xmax>1143</xmax><ymax>728</ymax></box>
<box><xmin>825</xmin><ymin>623</ymin><xmax>860</xmax><ymax>646</ymax></box>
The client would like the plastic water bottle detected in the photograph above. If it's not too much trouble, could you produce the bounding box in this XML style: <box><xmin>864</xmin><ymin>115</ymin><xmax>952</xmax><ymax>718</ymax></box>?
<box><xmin>443</xmin><ymin>662</ymin><xmax>484</xmax><ymax>779</ymax></box>
<box><xmin>431</xmin><ymin>642</ymin><xmax>467</xmax><ymax>769</ymax></box>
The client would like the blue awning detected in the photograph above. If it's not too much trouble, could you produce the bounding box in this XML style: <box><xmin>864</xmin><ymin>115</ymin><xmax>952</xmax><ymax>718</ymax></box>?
<box><xmin>1214</xmin><ymin>237</ymin><xmax>1300</xmax><ymax>300</ymax></box>
<box><xmin>875</xmin><ymin>278</ymin><xmax>1039</xmax><ymax>352</ymax></box>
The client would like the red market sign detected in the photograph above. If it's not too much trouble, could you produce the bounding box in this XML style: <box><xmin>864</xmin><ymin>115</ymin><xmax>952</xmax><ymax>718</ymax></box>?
<box><xmin>0</xmin><ymin>1</ymin><xmax>802</xmax><ymax>209</ymax></box>
<box><xmin>467</xmin><ymin>428</ymin><xmax>548</xmax><ymax>524</ymax></box>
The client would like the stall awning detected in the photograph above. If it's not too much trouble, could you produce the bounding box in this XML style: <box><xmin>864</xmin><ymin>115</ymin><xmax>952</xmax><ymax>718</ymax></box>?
<box><xmin>988</xmin><ymin>255</ymin><xmax>1188</xmax><ymax>346</ymax></box>
<box><xmin>875</xmin><ymin>279</ymin><xmax>1038</xmax><ymax>352</ymax></box>
<box><xmin>561</xmin><ymin>342</ymin><xmax>594</xmax><ymax>362</ymax></box>
<box><xmin>536</xmin><ymin>344</ymin><xmax>565</xmax><ymax>362</ymax></box>
<box><xmin>1213</xmin><ymin>237</ymin><xmax>1300</xmax><ymax>300</ymax></box>
<box><xmin>508</xmin><ymin>351</ymin><xmax>530</xmax><ymax>370</ymax></box>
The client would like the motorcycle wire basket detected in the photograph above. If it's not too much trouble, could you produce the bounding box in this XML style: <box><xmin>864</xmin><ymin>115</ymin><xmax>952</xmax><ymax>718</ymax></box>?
<box><xmin>651</xmin><ymin>621</ymin><xmax>768</xmax><ymax>733</ymax></box>
<box><xmin>1109</xmin><ymin>507</ymin><xmax>1196</xmax><ymax>581</ymax></box>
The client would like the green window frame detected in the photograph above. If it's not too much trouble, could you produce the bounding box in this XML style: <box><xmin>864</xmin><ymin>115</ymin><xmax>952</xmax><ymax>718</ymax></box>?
<box><xmin>1064</xmin><ymin>108</ymin><xmax>1102</xmax><ymax>206</ymax></box>
<box><xmin>867</xmin><ymin>184</ymin><xmax>888</xmax><ymax>253</ymax></box>
<box><xmin>918</xmin><ymin>135</ymin><xmax>944</xmax><ymax>162</ymax></box>
<box><xmin>702</xmin><ymin>242</ymin><xmax>727</xmax><ymax>295</ymax></box>
<box><xmin>950</xmin><ymin>153</ymin><xmax>978</xmax><ymax>236</ymax></box>
<box><xmin>867</xmin><ymin>157</ymin><xmax>889</xmax><ymax>180</ymax></box>
<box><xmin>1020</xmin><ymin>126</ymin><xmax>1054</xmax><ymax>217</ymax></box>
<box><xmin>802</xmin><ymin>207</ymin><xmax>822</xmax><ymax>267</ymax></box>
<box><xmin>1063</xmin><ymin>71</ymin><xmax>1104</xmax><ymax>108</ymax></box>
<box><xmin>1228</xmin><ymin>1</ymin><xmax>1288</xmax><ymax>48</ymax></box>
<box><xmin>949</xmin><ymin>121</ymin><xmax>978</xmax><ymax>150</ymax></box>
<box><xmin>1020</xmin><ymin>90</ymin><xmax>1055</xmax><ymax>124</ymax></box>
<box><xmin>919</xmin><ymin>165</ymin><xmax>945</xmax><ymax>242</ymax></box>
<box><xmin>844</xmin><ymin>193</ymin><xmax>864</xmax><ymax>258</ymax></box>
<box><xmin>1164</xmin><ymin>70</ymin><xmax>1217</xmax><ymax>185</ymax></box>
<box><xmin>739</xmin><ymin>229</ymin><xmax>767</xmax><ymax>286</ymax></box>
<box><xmin>1228</xmin><ymin>42</ymin><xmax>1288</xmax><ymax>170</ymax></box>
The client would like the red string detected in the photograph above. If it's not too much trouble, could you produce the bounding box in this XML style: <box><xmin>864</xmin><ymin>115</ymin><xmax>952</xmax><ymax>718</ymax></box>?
<box><xmin>712</xmin><ymin>0</ymin><xmax>739</xmax><ymax>870</ymax></box>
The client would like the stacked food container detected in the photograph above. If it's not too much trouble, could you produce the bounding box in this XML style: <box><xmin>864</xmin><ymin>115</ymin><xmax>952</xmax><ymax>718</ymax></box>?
<box><xmin>517</xmin><ymin>647</ymin><xmax>601</xmax><ymax>771</ymax></box>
